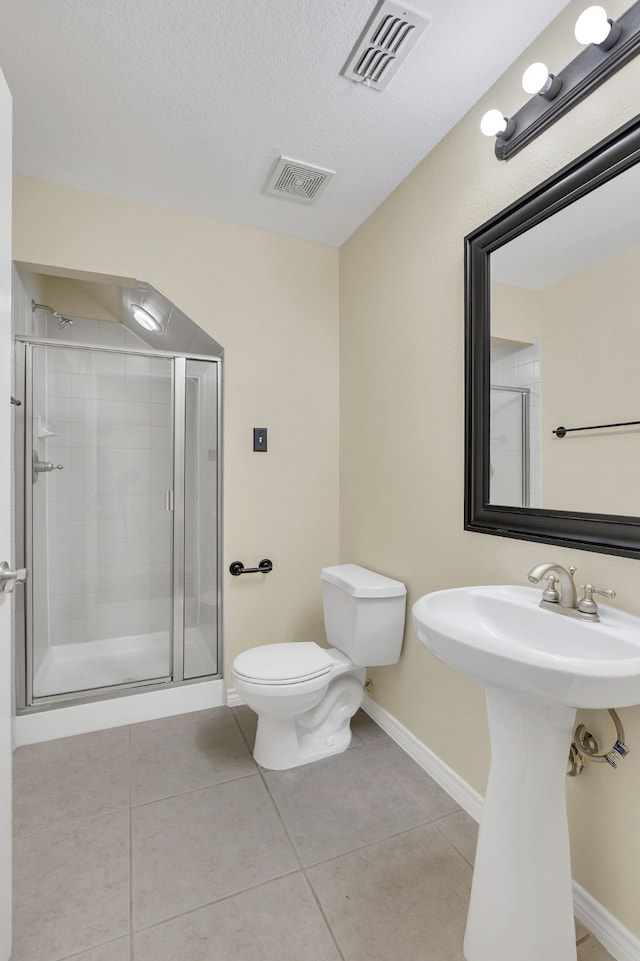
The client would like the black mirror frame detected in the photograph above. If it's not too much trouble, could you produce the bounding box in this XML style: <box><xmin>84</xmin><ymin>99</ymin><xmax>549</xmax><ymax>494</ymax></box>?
<box><xmin>465</xmin><ymin>114</ymin><xmax>640</xmax><ymax>559</ymax></box>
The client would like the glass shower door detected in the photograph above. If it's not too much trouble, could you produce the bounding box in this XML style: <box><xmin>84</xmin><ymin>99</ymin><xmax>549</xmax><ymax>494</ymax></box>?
<box><xmin>489</xmin><ymin>385</ymin><xmax>530</xmax><ymax>509</ymax></box>
<box><xmin>29</xmin><ymin>344</ymin><xmax>174</xmax><ymax>699</ymax></box>
<box><xmin>183</xmin><ymin>359</ymin><xmax>219</xmax><ymax>679</ymax></box>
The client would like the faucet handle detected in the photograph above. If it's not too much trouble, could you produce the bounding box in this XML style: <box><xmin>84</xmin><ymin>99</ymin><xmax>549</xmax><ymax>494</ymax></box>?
<box><xmin>593</xmin><ymin>587</ymin><xmax>616</xmax><ymax>599</ymax></box>
<box><xmin>577</xmin><ymin>584</ymin><xmax>616</xmax><ymax>616</ymax></box>
<box><xmin>568</xmin><ymin>565</ymin><xmax>577</xmax><ymax>577</ymax></box>
<box><xmin>542</xmin><ymin>574</ymin><xmax>560</xmax><ymax>603</ymax></box>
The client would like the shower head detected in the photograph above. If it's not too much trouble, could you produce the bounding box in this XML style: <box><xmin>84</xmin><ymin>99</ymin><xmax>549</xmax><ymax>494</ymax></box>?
<box><xmin>31</xmin><ymin>300</ymin><xmax>73</xmax><ymax>328</ymax></box>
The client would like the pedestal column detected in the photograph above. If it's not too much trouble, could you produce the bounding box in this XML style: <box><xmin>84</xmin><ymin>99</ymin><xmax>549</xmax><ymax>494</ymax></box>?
<box><xmin>464</xmin><ymin>686</ymin><xmax>577</xmax><ymax>961</ymax></box>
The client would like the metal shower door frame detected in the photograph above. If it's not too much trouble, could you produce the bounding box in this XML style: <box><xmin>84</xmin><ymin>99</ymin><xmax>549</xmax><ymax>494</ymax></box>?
<box><xmin>489</xmin><ymin>384</ymin><xmax>531</xmax><ymax>509</ymax></box>
<box><xmin>14</xmin><ymin>338</ymin><xmax>223</xmax><ymax>712</ymax></box>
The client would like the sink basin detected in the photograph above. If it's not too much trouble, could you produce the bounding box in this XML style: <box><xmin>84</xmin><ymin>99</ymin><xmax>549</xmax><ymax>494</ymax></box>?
<box><xmin>412</xmin><ymin>584</ymin><xmax>640</xmax><ymax>961</ymax></box>
<box><xmin>412</xmin><ymin>584</ymin><xmax>640</xmax><ymax>708</ymax></box>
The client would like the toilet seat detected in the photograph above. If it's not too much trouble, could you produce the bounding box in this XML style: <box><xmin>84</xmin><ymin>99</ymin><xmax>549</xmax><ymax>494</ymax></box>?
<box><xmin>233</xmin><ymin>642</ymin><xmax>334</xmax><ymax>686</ymax></box>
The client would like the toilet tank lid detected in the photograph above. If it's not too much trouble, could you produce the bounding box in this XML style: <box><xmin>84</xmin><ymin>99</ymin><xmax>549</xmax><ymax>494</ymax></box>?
<box><xmin>320</xmin><ymin>564</ymin><xmax>406</xmax><ymax>598</ymax></box>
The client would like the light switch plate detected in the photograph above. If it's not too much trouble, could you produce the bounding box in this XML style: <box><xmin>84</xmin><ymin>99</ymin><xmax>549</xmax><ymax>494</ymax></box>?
<box><xmin>253</xmin><ymin>428</ymin><xmax>267</xmax><ymax>452</ymax></box>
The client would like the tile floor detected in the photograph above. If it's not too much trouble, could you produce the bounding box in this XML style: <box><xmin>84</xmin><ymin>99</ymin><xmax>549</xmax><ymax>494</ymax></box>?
<box><xmin>12</xmin><ymin>706</ymin><xmax>615</xmax><ymax>961</ymax></box>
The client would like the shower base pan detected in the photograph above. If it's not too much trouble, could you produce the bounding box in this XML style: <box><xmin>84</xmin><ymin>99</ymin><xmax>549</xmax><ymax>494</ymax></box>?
<box><xmin>33</xmin><ymin>627</ymin><xmax>216</xmax><ymax>699</ymax></box>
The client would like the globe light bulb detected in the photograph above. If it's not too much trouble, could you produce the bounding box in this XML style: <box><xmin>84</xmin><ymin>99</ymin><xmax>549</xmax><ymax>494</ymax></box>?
<box><xmin>480</xmin><ymin>109</ymin><xmax>507</xmax><ymax>137</ymax></box>
<box><xmin>522</xmin><ymin>62</ymin><xmax>551</xmax><ymax>95</ymax></box>
<box><xmin>574</xmin><ymin>5</ymin><xmax>611</xmax><ymax>44</ymax></box>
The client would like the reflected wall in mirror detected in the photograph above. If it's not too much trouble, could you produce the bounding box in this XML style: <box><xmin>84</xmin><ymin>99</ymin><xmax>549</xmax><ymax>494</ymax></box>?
<box><xmin>465</xmin><ymin>115</ymin><xmax>640</xmax><ymax>557</ymax></box>
<box><xmin>491</xmin><ymin>164</ymin><xmax>640</xmax><ymax>515</ymax></box>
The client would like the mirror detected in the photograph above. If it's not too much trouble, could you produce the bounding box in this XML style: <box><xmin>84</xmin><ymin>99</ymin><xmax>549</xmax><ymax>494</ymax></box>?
<box><xmin>465</xmin><ymin>115</ymin><xmax>640</xmax><ymax>558</ymax></box>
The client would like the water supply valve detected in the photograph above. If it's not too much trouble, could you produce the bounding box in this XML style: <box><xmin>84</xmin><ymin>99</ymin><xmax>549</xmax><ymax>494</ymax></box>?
<box><xmin>567</xmin><ymin>708</ymin><xmax>629</xmax><ymax>775</ymax></box>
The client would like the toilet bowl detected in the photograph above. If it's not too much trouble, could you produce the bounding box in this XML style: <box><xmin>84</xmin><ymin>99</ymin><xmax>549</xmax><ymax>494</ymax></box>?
<box><xmin>233</xmin><ymin>643</ymin><xmax>364</xmax><ymax>769</ymax></box>
<box><xmin>232</xmin><ymin>564</ymin><xmax>406</xmax><ymax>770</ymax></box>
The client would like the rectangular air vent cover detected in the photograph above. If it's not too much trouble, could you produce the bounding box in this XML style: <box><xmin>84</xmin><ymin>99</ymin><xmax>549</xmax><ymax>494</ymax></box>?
<box><xmin>342</xmin><ymin>0</ymin><xmax>430</xmax><ymax>91</ymax></box>
<box><xmin>265</xmin><ymin>157</ymin><xmax>335</xmax><ymax>205</ymax></box>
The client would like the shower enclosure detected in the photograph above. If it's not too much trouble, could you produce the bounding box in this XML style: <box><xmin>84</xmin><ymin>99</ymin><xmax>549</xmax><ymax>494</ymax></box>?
<box><xmin>14</xmin><ymin>338</ymin><xmax>222</xmax><ymax>709</ymax></box>
<box><xmin>489</xmin><ymin>385</ymin><xmax>531</xmax><ymax>508</ymax></box>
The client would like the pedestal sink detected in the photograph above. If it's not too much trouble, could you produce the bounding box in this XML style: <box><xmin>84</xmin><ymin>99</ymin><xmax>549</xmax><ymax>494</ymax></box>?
<box><xmin>412</xmin><ymin>584</ymin><xmax>640</xmax><ymax>961</ymax></box>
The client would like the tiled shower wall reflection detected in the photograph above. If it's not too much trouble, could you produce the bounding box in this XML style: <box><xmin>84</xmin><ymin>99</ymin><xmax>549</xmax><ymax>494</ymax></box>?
<box><xmin>490</xmin><ymin>341</ymin><xmax>541</xmax><ymax>509</ymax></box>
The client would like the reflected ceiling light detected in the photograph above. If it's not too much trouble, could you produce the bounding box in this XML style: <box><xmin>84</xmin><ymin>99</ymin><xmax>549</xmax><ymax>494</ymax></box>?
<box><xmin>480</xmin><ymin>109</ymin><xmax>515</xmax><ymax>139</ymax></box>
<box><xmin>131</xmin><ymin>306</ymin><xmax>161</xmax><ymax>332</ymax></box>
<box><xmin>482</xmin><ymin>0</ymin><xmax>640</xmax><ymax>160</ymax></box>
<box><xmin>574</xmin><ymin>5</ymin><xmax>621</xmax><ymax>47</ymax></box>
<box><xmin>521</xmin><ymin>62</ymin><xmax>562</xmax><ymax>99</ymax></box>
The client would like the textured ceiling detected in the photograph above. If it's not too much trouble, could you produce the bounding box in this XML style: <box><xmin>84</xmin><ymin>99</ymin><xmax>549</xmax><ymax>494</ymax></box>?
<box><xmin>0</xmin><ymin>0</ymin><xmax>570</xmax><ymax>246</ymax></box>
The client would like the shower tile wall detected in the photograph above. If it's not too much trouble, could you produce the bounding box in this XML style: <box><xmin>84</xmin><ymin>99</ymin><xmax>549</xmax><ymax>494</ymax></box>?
<box><xmin>185</xmin><ymin>377</ymin><xmax>197</xmax><ymax>629</ymax></box>
<box><xmin>41</xmin><ymin>347</ymin><xmax>173</xmax><ymax>651</ymax></box>
<box><xmin>184</xmin><ymin>361</ymin><xmax>219</xmax><ymax>677</ymax></box>
<box><xmin>490</xmin><ymin>342</ymin><xmax>541</xmax><ymax>508</ymax></box>
<box><xmin>195</xmin><ymin>392</ymin><xmax>218</xmax><ymax>658</ymax></box>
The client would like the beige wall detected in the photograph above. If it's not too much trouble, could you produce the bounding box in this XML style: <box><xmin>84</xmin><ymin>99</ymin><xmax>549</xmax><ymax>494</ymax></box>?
<box><xmin>12</xmin><ymin>178</ymin><xmax>340</xmax><ymax>668</ymax></box>
<box><xmin>494</xmin><ymin>240</ymin><xmax>640</xmax><ymax>515</ymax></box>
<box><xmin>340</xmin><ymin>0</ymin><xmax>640</xmax><ymax>937</ymax></box>
<box><xmin>491</xmin><ymin>283</ymin><xmax>539</xmax><ymax>344</ymax></box>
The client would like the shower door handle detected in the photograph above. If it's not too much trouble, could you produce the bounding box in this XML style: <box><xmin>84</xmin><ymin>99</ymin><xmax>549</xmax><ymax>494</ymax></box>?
<box><xmin>0</xmin><ymin>561</ymin><xmax>28</xmax><ymax>594</ymax></box>
<box><xmin>32</xmin><ymin>451</ymin><xmax>64</xmax><ymax>484</ymax></box>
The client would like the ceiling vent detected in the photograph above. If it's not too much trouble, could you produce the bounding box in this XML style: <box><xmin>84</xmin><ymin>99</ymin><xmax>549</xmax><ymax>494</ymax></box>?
<box><xmin>265</xmin><ymin>157</ymin><xmax>335</xmax><ymax>205</ymax></box>
<box><xmin>342</xmin><ymin>0</ymin><xmax>430</xmax><ymax>91</ymax></box>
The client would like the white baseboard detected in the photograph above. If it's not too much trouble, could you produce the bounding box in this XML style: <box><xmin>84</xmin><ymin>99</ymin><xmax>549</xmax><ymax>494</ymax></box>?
<box><xmin>573</xmin><ymin>883</ymin><xmax>640</xmax><ymax>961</ymax></box>
<box><xmin>14</xmin><ymin>679</ymin><xmax>225</xmax><ymax>746</ymax></box>
<box><xmin>226</xmin><ymin>686</ymin><xmax>243</xmax><ymax>708</ymax></box>
<box><xmin>361</xmin><ymin>694</ymin><xmax>640</xmax><ymax>961</ymax></box>
<box><xmin>361</xmin><ymin>692</ymin><xmax>484</xmax><ymax>822</ymax></box>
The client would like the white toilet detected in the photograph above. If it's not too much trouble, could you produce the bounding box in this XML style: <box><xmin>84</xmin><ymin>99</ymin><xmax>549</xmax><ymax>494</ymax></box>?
<box><xmin>231</xmin><ymin>564</ymin><xmax>406</xmax><ymax>770</ymax></box>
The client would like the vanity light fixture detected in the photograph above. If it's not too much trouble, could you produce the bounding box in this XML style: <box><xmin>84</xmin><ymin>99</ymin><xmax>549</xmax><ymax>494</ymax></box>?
<box><xmin>574</xmin><ymin>5</ymin><xmax>622</xmax><ymax>48</ymax></box>
<box><xmin>131</xmin><ymin>306</ymin><xmax>161</xmax><ymax>332</ymax></box>
<box><xmin>480</xmin><ymin>109</ymin><xmax>516</xmax><ymax>139</ymax></box>
<box><xmin>521</xmin><ymin>62</ymin><xmax>562</xmax><ymax>99</ymax></box>
<box><xmin>481</xmin><ymin>0</ymin><xmax>640</xmax><ymax>159</ymax></box>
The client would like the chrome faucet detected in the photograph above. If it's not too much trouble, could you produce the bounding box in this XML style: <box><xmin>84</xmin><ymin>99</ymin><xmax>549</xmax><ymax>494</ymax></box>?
<box><xmin>527</xmin><ymin>562</ymin><xmax>615</xmax><ymax>621</ymax></box>
<box><xmin>528</xmin><ymin>562</ymin><xmax>578</xmax><ymax>610</ymax></box>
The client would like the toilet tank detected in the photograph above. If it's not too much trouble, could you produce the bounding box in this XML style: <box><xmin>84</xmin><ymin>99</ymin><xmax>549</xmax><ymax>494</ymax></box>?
<box><xmin>320</xmin><ymin>564</ymin><xmax>406</xmax><ymax>667</ymax></box>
